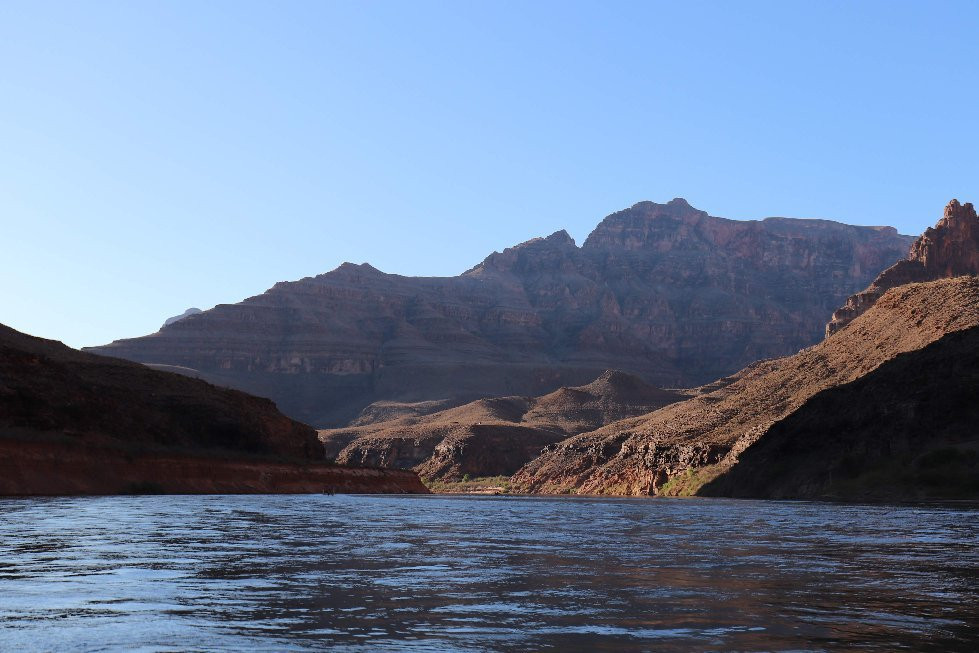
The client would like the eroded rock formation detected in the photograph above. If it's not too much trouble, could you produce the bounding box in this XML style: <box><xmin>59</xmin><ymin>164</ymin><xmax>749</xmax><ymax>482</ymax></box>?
<box><xmin>510</xmin><ymin>276</ymin><xmax>979</xmax><ymax>496</ymax></box>
<box><xmin>320</xmin><ymin>370</ymin><xmax>684</xmax><ymax>480</ymax></box>
<box><xmin>87</xmin><ymin>199</ymin><xmax>913</xmax><ymax>427</ymax></box>
<box><xmin>826</xmin><ymin>199</ymin><xmax>979</xmax><ymax>335</ymax></box>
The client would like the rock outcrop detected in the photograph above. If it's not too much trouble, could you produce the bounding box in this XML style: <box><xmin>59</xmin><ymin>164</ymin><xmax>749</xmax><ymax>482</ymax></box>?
<box><xmin>86</xmin><ymin>199</ymin><xmax>913</xmax><ymax>427</ymax></box>
<box><xmin>510</xmin><ymin>276</ymin><xmax>979</xmax><ymax>496</ymax></box>
<box><xmin>320</xmin><ymin>370</ymin><xmax>685</xmax><ymax>480</ymax></box>
<box><xmin>0</xmin><ymin>323</ymin><xmax>428</xmax><ymax>495</ymax></box>
<box><xmin>826</xmin><ymin>199</ymin><xmax>979</xmax><ymax>335</ymax></box>
<box><xmin>699</xmin><ymin>326</ymin><xmax>979</xmax><ymax>500</ymax></box>
<box><xmin>163</xmin><ymin>307</ymin><xmax>203</xmax><ymax>328</ymax></box>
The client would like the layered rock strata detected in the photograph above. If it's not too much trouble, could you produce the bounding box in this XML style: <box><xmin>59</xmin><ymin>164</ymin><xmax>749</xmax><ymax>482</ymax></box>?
<box><xmin>0</xmin><ymin>439</ymin><xmax>427</xmax><ymax>496</ymax></box>
<box><xmin>86</xmin><ymin>199</ymin><xmax>913</xmax><ymax>427</ymax></box>
<box><xmin>510</xmin><ymin>276</ymin><xmax>979</xmax><ymax>496</ymax></box>
<box><xmin>320</xmin><ymin>370</ymin><xmax>684</xmax><ymax>481</ymax></box>
<box><xmin>826</xmin><ymin>199</ymin><xmax>979</xmax><ymax>335</ymax></box>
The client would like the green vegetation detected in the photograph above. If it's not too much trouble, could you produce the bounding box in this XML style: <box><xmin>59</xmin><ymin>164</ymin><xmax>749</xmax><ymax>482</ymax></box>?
<box><xmin>424</xmin><ymin>475</ymin><xmax>511</xmax><ymax>494</ymax></box>
<box><xmin>659</xmin><ymin>466</ymin><xmax>724</xmax><ymax>497</ymax></box>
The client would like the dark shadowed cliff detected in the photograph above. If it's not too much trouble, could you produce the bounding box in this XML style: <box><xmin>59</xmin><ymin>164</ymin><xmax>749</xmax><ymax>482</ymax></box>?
<box><xmin>700</xmin><ymin>326</ymin><xmax>979</xmax><ymax>500</ymax></box>
<box><xmin>86</xmin><ymin>199</ymin><xmax>912</xmax><ymax>427</ymax></box>
<box><xmin>0</xmin><ymin>323</ymin><xmax>427</xmax><ymax>495</ymax></box>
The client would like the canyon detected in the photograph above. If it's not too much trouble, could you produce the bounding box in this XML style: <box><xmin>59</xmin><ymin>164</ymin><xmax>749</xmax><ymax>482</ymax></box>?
<box><xmin>86</xmin><ymin>199</ymin><xmax>913</xmax><ymax>427</ymax></box>
<box><xmin>9</xmin><ymin>198</ymin><xmax>974</xmax><ymax>499</ymax></box>
<box><xmin>512</xmin><ymin>200</ymin><xmax>979</xmax><ymax>498</ymax></box>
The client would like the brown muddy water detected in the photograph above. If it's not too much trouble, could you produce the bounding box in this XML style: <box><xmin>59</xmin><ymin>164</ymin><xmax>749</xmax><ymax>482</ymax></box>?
<box><xmin>0</xmin><ymin>494</ymin><xmax>976</xmax><ymax>651</ymax></box>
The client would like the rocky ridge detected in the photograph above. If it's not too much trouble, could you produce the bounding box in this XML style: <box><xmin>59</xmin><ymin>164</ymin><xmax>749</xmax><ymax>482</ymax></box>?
<box><xmin>700</xmin><ymin>326</ymin><xmax>979</xmax><ymax>500</ymax></box>
<box><xmin>826</xmin><ymin>199</ymin><xmax>979</xmax><ymax>335</ymax></box>
<box><xmin>510</xmin><ymin>276</ymin><xmax>979</xmax><ymax>496</ymax></box>
<box><xmin>320</xmin><ymin>370</ymin><xmax>684</xmax><ymax>480</ymax></box>
<box><xmin>512</xmin><ymin>199</ymin><xmax>979</xmax><ymax>497</ymax></box>
<box><xmin>86</xmin><ymin>199</ymin><xmax>913</xmax><ymax>427</ymax></box>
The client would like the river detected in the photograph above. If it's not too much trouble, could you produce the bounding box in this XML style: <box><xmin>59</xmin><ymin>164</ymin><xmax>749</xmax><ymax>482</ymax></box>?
<box><xmin>1</xmin><ymin>494</ymin><xmax>976</xmax><ymax>651</ymax></box>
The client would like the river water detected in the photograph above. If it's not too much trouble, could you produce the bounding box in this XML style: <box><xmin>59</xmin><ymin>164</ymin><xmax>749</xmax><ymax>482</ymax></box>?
<box><xmin>0</xmin><ymin>494</ymin><xmax>976</xmax><ymax>651</ymax></box>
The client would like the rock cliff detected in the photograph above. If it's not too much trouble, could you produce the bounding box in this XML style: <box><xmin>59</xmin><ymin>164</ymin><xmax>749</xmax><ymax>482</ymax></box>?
<box><xmin>826</xmin><ymin>199</ymin><xmax>979</xmax><ymax>335</ymax></box>
<box><xmin>510</xmin><ymin>276</ymin><xmax>979</xmax><ymax>496</ymax></box>
<box><xmin>320</xmin><ymin>370</ymin><xmax>684</xmax><ymax>481</ymax></box>
<box><xmin>86</xmin><ymin>199</ymin><xmax>913</xmax><ymax>427</ymax></box>
<box><xmin>163</xmin><ymin>307</ymin><xmax>203</xmax><ymax>328</ymax></box>
<box><xmin>0</xmin><ymin>323</ymin><xmax>428</xmax><ymax>495</ymax></box>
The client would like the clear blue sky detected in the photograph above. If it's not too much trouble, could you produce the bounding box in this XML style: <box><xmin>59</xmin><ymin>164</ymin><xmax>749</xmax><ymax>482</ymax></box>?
<box><xmin>2</xmin><ymin>1</ymin><xmax>977</xmax><ymax>348</ymax></box>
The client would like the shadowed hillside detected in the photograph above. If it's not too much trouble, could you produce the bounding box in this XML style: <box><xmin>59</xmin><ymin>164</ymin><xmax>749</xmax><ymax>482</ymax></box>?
<box><xmin>700</xmin><ymin>326</ymin><xmax>979</xmax><ymax>500</ymax></box>
<box><xmin>0</xmin><ymin>324</ymin><xmax>427</xmax><ymax>495</ymax></box>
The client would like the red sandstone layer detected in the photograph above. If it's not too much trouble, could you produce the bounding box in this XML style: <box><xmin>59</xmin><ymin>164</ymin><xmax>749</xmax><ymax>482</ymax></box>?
<box><xmin>0</xmin><ymin>438</ymin><xmax>428</xmax><ymax>496</ymax></box>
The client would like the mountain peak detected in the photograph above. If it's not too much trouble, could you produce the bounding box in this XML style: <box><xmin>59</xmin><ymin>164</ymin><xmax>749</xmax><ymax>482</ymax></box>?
<box><xmin>162</xmin><ymin>307</ymin><xmax>202</xmax><ymax>329</ymax></box>
<box><xmin>827</xmin><ymin>198</ymin><xmax>979</xmax><ymax>336</ymax></box>
<box><xmin>544</xmin><ymin>229</ymin><xmax>576</xmax><ymax>246</ymax></box>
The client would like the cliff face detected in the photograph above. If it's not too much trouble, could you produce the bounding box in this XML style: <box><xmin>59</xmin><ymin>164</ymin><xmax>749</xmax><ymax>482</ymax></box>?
<box><xmin>319</xmin><ymin>370</ymin><xmax>684</xmax><ymax>481</ymax></box>
<box><xmin>0</xmin><ymin>440</ymin><xmax>428</xmax><ymax>496</ymax></box>
<box><xmin>826</xmin><ymin>200</ymin><xmax>979</xmax><ymax>335</ymax></box>
<box><xmin>510</xmin><ymin>276</ymin><xmax>979</xmax><ymax>496</ymax></box>
<box><xmin>1</xmin><ymin>323</ymin><xmax>323</xmax><ymax>460</ymax></box>
<box><xmin>0</xmin><ymin>323</ymin><xmax>428</xmax><ymax>495</ymax></box>
<box><xmin>699</xmin><ymin>326</ymin><xmax>979</xmax><ymax>500</ymax></box>
<box><xmin>86</xmin><ymin>199</ymin><xmax>913</xmax><ymax>427</ymax></box>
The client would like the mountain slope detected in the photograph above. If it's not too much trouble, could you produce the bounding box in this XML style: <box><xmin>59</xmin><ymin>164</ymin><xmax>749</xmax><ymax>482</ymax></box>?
<box><xmin>85</xmin><ymin>199</ymin><xmax>912</xmax><ymax>427</ymax></box>
<box><xmin>0</xmin><ymin>323</ymin><xmax>427</xmax><ymax>495</ymax></box>
<box><xmin>320</xmin><ymin>370</ymin><xmax>684</xmax><ymax>480</ymax></box>
<box><xmin>510</xmin><ymin>276</ymin><xmax>979</xmax><ymax>496</ymax></box>
<box><xmin>700</xmin><ymin>326</ymin><xmax>979</xmax><ymax>500</ymax></box>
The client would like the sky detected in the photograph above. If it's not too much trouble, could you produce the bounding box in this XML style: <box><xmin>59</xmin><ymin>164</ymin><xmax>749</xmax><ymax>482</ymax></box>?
<box><xmin>2</xmin><ymin>0</ymin><xmax>978</xmax><ymax>348</ymax></box>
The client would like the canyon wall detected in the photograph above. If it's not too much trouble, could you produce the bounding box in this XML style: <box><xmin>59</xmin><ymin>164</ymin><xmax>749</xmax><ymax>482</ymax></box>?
<box><xmin>0</xmin><ymin>323</ymin><xmax>427</xmax><ymax>495</ymax></box>
<box><xmin>87</xmin><ymin>199</ymin><xmax>913</xmax><ymax>427</ymax></box>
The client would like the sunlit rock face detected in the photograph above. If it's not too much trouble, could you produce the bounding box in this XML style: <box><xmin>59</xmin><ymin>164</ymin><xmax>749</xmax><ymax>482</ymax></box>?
<box><xmin>86</xmin><ymin>199</ymin><xmax>913</xmax><ymax>427</ymax></box>
<box><xmin>162</xmin><ymin>307</ymin><xmax>202</xmax><ymax>329</ymax></box>
<box><xmin>319</xmin><ymin>369</ymin><xmax>686</xmax><ymax>482</ymax></box>
<box><xmin>826</xmin><ymin>199</ymin><xmax>979</xmax><ymax>336</ymax></box>
<box><xmin>511</xmin><ymin>276</ymin><xmax>979</xmax><ymax>497</ymax></box>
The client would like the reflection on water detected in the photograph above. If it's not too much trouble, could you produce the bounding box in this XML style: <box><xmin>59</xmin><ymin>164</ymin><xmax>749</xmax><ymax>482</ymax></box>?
<box><xmin>0</xmin><ymin>495</ymin><xmax>976</xmax><ymax>651</ymax></box>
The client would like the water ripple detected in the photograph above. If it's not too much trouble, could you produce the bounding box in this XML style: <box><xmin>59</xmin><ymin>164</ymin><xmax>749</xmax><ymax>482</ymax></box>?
<box><xmin>0</xmin><ymin>495</ymin><xmax>977</xmax><ymax>651</ymax></box>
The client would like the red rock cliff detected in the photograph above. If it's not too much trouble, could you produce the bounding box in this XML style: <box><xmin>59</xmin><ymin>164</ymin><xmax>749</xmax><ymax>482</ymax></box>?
<box><xmin>826</xmin><ymin>199</ymin><xmax>979</xmax><ymax>336</ymax></box>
